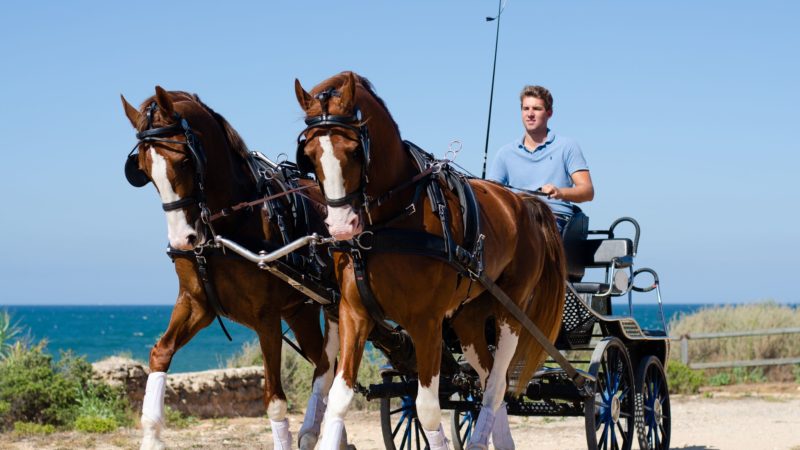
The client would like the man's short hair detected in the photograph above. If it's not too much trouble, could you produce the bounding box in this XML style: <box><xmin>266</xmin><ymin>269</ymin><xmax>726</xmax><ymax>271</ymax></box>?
<box><xmin>520</xmin><ymin>85</ymin><xmax>553</xmax><ymax>112</ymax></box>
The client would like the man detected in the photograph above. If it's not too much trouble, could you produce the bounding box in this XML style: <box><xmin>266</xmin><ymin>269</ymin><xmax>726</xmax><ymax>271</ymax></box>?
<box><xmin>487</xmin><ymin>85</ymin><xmax>594</xmax><ymax>232</ymax></box>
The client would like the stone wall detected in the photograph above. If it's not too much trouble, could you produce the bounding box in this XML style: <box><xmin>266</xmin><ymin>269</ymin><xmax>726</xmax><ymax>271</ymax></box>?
<box><xmin>92</xmin><ymin>357</ymin><xmax>266</xmax><ymax>418</ymax></box>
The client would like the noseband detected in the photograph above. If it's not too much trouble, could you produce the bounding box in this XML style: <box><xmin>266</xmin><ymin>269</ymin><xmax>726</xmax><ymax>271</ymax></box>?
<box><xmin>296</xmin><ymin>88</ymin><xmax>371</xmax><ymax>209</ymax></box>
<box><xmin>125</xmin><ymin>101</ymin><xmax>207</xmax><ymax>212</ymax></box>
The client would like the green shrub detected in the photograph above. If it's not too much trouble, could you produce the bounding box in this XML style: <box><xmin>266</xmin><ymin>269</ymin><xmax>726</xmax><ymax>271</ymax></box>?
<box><xmin>707</xmin><ymin>372</ymin><xmax>731</xmax><ymax>386</ymax></box>
<box><xmin>74</xmin><ymin>415</ymin><xmax>118</xmax><ymax>433</ymax></box>
<box><xmin>0</xmin><ymin>341</ymin><xmax>80</xmax><ymax>428</ymax></box>
<box><xmin>228</xmin><ymin>340</ymin><xmax>386</xmax><ymax>412</ymax></box>
<box><xmin>13</xmin><ymin>421</ymin><xmax>56</xmax><ymax>435</ymax></box>
<box><xmin>0</xmin><ymin>310</ymin><xmax>24</xmax><ymax>360</ymax></box>
<box><xmin>666</xmin><ymin>361</ymin><xmax>704</xmax><ymax>394</ymax></box>
<box><xmin>0</xmin><ymin>340</ymin><xmax>131</xmax><ymax>431</ymax></box>
<box><xmin>165</xmin><ymin>406</ymin><xmax>197</xmax><ymax>429</ymax></box>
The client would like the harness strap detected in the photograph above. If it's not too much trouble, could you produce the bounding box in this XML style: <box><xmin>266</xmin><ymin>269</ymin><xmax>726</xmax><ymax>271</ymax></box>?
<box><xmin>168</xmin><ymin>248</ymin><xmax>233</xmax><ymax>341</ymax></box>
<box><xmin>195</xmin><ymin>253</ymin><xmax>234</xmax><ymax>341</ymax></box>
<box><xmin>350</xmin><ymin>250</ymin><xmax>395</xmax><ymax>332</ymax></box>
<box><xmin>338</xmin><ymin>228</ymin><xmax>588</xmax><ymax>388</ymax></box>
<box><xmin>162</xmin><ymin>197</ymin><xmax>198</xmax><ymax>212</ymax></box>
<box><xmin>474</xmin><ymin>271</ymin><xmax>585</xmax><ymax>389</ymax></box>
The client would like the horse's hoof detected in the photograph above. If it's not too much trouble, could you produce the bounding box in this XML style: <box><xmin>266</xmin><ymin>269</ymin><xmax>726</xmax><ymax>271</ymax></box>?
<box><xmin>299</xmin><ymin>432</ymin><xmax>318</xmax><ymax>450</ymax></box>
<box><xmin>466</xmin><ymin>445</ymin><xmax>488</xmax><ymax>450</ymax></box>
<box><xmin>140</xmin><ymin>436</ymin><xmax>166</xmax><ymax>450</ymax></box>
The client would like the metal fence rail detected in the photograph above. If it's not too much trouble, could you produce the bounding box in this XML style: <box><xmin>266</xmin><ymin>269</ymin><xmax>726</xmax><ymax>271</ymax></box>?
<box><xmin>671</xmin><ymin>327</ymin><xmax>800</xmax><ymax>370</ymax></box>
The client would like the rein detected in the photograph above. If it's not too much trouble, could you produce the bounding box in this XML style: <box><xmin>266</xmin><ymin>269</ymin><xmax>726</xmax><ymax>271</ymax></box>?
<box><xmin>207</xmin><ymin>183</ymin><xmax>315</xmax><ymax>222</ymax></box>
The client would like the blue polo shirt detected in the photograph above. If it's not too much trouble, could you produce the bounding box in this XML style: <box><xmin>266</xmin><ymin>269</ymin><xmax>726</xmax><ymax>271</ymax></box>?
<box><xmin>487</xmin><ymin>130</ymin><xmax>589</xmax><ymax>217</ymax></box>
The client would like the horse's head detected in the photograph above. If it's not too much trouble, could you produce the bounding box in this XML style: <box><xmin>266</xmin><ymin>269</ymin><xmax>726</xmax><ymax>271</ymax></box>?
<box><xmin>121</xmin><ymin>86</ymin><xmax>246</xmax><ymax>250</ymax></box>
<box><xmin>295</xmin><ymin>72</ymin><xmax>392</xmax><ymax>241</ymax></box>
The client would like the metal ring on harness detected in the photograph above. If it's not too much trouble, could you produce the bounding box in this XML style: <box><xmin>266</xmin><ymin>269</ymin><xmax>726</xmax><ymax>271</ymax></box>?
<box><xmin>354</xmin><ymin>230</ymin><xmax>375</xmax><ymax>250</ymax></box>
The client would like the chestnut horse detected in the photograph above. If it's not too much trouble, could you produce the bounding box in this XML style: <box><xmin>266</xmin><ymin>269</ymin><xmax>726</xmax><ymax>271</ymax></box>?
<box><xmin>294</xmin><ymin>72</ymin><xmax>566</xmax><ymax>450</ymax></box>
<box><xmin>121</xmin><ymin>87</ymin><xmax>342</xmax><ymax>450</ymax></box>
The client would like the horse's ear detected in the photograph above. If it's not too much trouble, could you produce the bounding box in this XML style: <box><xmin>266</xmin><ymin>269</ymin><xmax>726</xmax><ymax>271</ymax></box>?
<box><xmin>294</xmin><ymin>79</ymin><xmax>313</xmax><ymax>111</ymax></box>
<box><xmin>340</xmin><ymin>72</ymin><xmax>357</xmax><ymax>111</ymax></box>
<box><xmin>121</xmin><ymin>94</ymin><xmax>141</xmax><ymax>128</ymax></box>
<box><xmin>154</xmin><ymin>85</ymin><xmax>175</xmax><ymax>116</ymax></box>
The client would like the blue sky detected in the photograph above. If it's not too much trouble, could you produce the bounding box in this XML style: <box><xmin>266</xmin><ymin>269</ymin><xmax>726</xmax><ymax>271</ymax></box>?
<box><xmin>0</xmin><ymin>1</ymin><xmax>797</xmax><ymax>305</ymax></box>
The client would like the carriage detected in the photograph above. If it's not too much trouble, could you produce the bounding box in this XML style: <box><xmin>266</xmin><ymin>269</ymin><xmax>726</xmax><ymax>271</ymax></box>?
<box><xmin>215</xmin><ymin>152</ymin><xmax>671</xmax><ymax>450</ymax></box>
<box><xmin>124</xmin><ymin>80</ymin><xmax>670</xmax><ymax>450</ymax></box>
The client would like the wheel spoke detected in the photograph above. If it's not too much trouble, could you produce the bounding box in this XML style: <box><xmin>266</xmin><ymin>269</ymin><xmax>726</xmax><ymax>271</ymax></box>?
<box><xmin>599</xmin><ymin>421</ymin><xmax>609</xmax><ymax>450</ymax></box>
<box><xmin>390</xmin><ymin>406</ymin><xmax>407</xmax><ymax>415</ymax></box>
<box><xmin>415</xmin><ymin>419</ymin><xmax>421</xmax><ymax>450</ymax></box>
<box><xmin>610</xmin><ymin>419</ymin><xmax>619</xmax><ymax>448</ymax></box>
<box><xmin>393</xmin><ymin>411</ymin><xmax>409</xmax><ymax>437</ymax></box>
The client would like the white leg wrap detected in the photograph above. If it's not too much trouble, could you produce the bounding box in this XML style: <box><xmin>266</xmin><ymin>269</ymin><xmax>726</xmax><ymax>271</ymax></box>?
<box><xmin>466</xmin><ymin>405</ymin><xmax>495</xmax><ymax>450</ymax></box>
<box><xmin>140</xmin><ymin>416</ymin><xmax>165</xmax><ymax>450</ymax></box>
<box><xmin>140</xmin><ymin>372</ymin><xmax>167</xmax><ymax>450</ymax></box>
<box><xmin>141</xmin><ymin>372</ymin><xmax>167</xmax><ymax>425</ymax></box>
<box><xmin>271</xmin><ymin>419</ymin><xmax>292</xmax><ymax>450</ymax></box>
<box><xmin>319</xmin><ymin>417</ymin><xmax>345</xmax><ymax>450</ymax></box>
<box><xmin>423</xmin><ymin>423</ymin><xmax>451</xmax><ymax>450</ymax></box>
<box><xmin>490</xmin><ymin>402</ymin><xmax>515</xmax><ymax>450</ymax></box>
<box><xmin>298</xmin><ymin>392</ymin><xmax>326</xmax><ymax>449</ymax></box>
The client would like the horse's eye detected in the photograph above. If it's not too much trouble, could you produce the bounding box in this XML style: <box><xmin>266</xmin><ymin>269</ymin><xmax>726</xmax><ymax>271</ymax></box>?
<box><xmin>179</xmin><ymin>158</ymin><xmax>192</xmax><ymax>168</ymax></box>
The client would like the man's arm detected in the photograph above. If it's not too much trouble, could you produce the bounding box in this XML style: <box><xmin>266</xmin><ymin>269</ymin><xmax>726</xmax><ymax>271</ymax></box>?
<box><xmin>540</xmin><ymin>170</ymin><xmax>594</xmax><ymax>203</ymax></box>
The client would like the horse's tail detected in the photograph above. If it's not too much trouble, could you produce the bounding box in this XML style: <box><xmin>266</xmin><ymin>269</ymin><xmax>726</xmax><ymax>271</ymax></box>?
<box><xmin>509</xmin><ymin>196</ymin><xmax>566</xmax><ymax>395</ymax></box>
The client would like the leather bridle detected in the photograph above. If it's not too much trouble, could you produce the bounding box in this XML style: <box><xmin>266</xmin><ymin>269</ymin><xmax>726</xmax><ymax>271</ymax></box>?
<box><xmin>296</xmin><ymin>88</ymin><xmax>371</xmax><ymax>209</ymax></box>
<box><xmin>125</xmin><ymin>101</ymin><xmax>208</xmax><ymax>213</ymax></box>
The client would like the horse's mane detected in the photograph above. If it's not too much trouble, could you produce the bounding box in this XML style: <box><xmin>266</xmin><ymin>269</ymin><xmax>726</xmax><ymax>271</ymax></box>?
<box><xmin>312</xmin><ymin>72</ymin><xmax>401</xmax><ymax>136</ymax></box>
<box><xmin>190</xmin><ymin>94</ymin><xmax>250</xmax><ymax>160</ymax></box>
<box><xmin>137</xmin><ymin>91</ymin><xmax>250</xmax><ymax>160</ymax></box>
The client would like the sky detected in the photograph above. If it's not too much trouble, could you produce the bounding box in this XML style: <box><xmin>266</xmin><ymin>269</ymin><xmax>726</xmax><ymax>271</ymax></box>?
<box><xmin>0</xmin><ymin>1</ymin><xmax>798</xmax><ymax>305</ymax></box>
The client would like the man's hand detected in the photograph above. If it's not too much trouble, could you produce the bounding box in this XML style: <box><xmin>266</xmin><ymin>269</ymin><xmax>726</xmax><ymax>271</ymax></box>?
<box><xmin>541</xmin><ymin>184</ymin><xmax>563</xmax><ymax>200</ymax></box>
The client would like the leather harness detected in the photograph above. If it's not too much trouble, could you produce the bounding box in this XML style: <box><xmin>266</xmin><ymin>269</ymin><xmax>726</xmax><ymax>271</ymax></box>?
<box><xmin>127</xmin><ymin>102</ymin><xmax>338</xmax><ymax>345</ymax></box>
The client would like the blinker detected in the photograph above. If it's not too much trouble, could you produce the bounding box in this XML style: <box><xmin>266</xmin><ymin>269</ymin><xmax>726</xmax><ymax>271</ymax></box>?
<box><xmin>125</xmin><ymin>152</ymin><xmax>150</xmax><ymax>187</ymax></box>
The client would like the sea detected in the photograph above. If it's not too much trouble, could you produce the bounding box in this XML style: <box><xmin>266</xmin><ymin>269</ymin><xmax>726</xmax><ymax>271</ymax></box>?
<box><xmin>3</xmin><ymin>303</ymin><xmax>708</xmax><ymax>373</ymax></box>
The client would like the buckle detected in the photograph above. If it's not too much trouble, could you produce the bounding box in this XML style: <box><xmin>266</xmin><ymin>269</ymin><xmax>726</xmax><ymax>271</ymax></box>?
<box><xmin>404</xmin><ymin>203</ymin><xmax>416</xmax><ymax>216</ymax></box>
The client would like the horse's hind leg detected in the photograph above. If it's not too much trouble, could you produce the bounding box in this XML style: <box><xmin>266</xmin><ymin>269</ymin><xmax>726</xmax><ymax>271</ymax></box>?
<box><xmin>292</xmin><ymin>309</ymin><xmax>340</xmax><ymax>450</ymax></box>
<box><xmin>466</xmin><ymin>314</ymin><xmax>520</xmax><ymax>450</ymax></box>
<box><xmin>141</xmin><ymin>290</ymin><xmax>214</xmax><ymax>450</ymax></box>
<box><xmin>254</xmin><ymin>311</ymin><xmax>293</xmax><ymax>450</ymax></box>
<box><xmin>451</xmin><ymin>295</ymin><xmax>515</xmax><ymax>450</ymax></box>
<box><xmin>402</xmin><ymin>318</ymin><xmax>451</xmax><ymax>450</ymax></box>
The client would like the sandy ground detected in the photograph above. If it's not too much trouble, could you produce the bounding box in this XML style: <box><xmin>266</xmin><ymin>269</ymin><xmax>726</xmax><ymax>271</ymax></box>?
<box><xmin>2</xmin><ymin>385</ymin><xmax>799</xmax><ymax>450</ymax></box>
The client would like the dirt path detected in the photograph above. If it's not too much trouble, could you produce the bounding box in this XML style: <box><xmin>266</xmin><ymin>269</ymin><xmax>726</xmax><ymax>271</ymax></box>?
<box><xmin>3</xmin><ymin>387</ymin><xmax>799</xmax><ymax>449</ymax></box>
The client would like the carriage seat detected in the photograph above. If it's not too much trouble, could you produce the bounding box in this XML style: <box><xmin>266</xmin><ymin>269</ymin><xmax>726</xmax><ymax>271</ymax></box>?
<box><xmin>562</xmin><ymin>209</ymin><xmax>635</xmax><ymax>295</ymax></box>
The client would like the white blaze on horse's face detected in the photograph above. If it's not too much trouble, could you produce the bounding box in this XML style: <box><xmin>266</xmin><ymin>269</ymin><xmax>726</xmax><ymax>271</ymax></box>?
<box><xmin>148</xmin><ymin>147</ymin><xmax>199</xmax><ymax>250</ymax></box>
<box><xmin>319</xmin><ymin>135</ymin><xmax>362</xmax><ymax>240</ymax></box>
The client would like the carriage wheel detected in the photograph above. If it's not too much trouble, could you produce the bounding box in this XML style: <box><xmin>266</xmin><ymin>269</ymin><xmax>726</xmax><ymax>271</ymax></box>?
<box><xmin>584</xmin><ymin>337</ymin><xmax>636</xmax><ymax>450</ymax></box>
<box><xmin>380</xmin><ymin>374</ymin><xmax>430</xmax><ymax>450</ymax></box>
<box><xmin>635</xmin><ymin>356</ymin><xmax>671</xmax><ymax>450</ymax></box>
<box><xmin>449</xmin><ymin>394</ymin><xmax>476</xmax><ymax>450</ymax></box>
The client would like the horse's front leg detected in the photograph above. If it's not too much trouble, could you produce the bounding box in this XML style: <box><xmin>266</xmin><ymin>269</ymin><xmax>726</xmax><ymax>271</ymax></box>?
<box><xmin>141</xmin><ymin>290</ymin><xmax>213</xmax><ymax>450</ymax></box>
<box><xmin>255</xmin><ymin>313</ymin><xmax>292</xmax><ymax>450</ymax></box>
<box><xmin>292</xmin><ymin>309</ymin><xmax>339</xmax><ymax>450</ymax></box>
<box><xmin>405</xmin><ymin>319</ymin><xmax>450</xmax><ymax>450</ymax></box>
<box><xmin>318</xmin><ymin>300</ymin><xmax>370</xmax><ymax>450</ymax></box>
